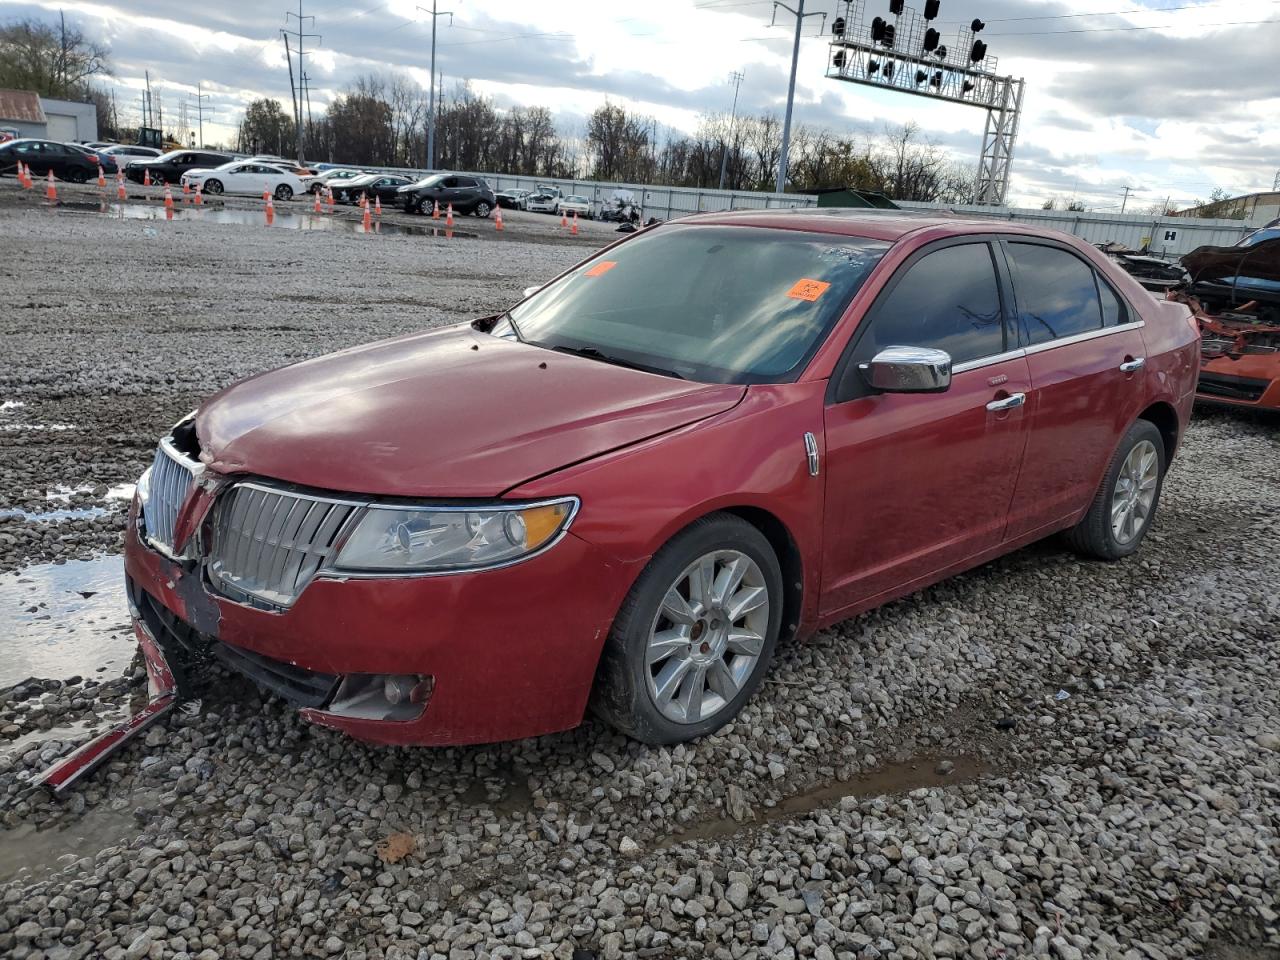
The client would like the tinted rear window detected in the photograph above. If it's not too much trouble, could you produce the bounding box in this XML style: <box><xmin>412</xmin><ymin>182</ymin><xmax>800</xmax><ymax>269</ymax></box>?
<box><xmin>1007</xmin><ymin>243</ymin><xmax>1103</xmax><ymax>345</ymax></box>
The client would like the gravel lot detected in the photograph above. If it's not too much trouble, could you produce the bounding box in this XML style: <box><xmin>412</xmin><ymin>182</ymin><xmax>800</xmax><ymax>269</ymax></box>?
<box><xmin>0</xmin><ymin>178</ymin><xmax>1278</xmax><ymax>960</ymax></box>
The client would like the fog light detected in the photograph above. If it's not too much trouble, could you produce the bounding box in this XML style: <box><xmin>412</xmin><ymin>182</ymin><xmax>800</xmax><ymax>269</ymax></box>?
<box><xmin>326</xmin><ymin>673</ymin><xmax>433</xmax><ymax>721</ymax></box>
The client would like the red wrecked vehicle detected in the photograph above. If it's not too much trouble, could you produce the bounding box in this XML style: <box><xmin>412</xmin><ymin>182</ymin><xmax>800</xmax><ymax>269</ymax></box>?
<box><xmin>1175</xmin><ymin>226</ymin><xmax>1280</xmax><ymax>410</ymax></box>
<box><xmin>43</xmin><ymin>212</ymin><xmax>1200</xmax><ymax>792</ymax></box>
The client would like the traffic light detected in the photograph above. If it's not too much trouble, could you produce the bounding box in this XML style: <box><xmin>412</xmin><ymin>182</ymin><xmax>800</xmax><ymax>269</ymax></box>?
<box><xmin>923</xmin><ymin>28</ymin><xmax>940</xmax><ymax>52</ymax></box>
<box><xmin>871</xmin><ymin>16</ymin><xmax>887</xmax><ymax>41</ymax></box>
<box><xmin>889</xmin><ymin>0</ymin><xmax>905</xmax><ymax>15</ymax></box>
<box><xmin>970</xmin><ymin>39</ymin><xmax>987</xmax><ymax>61</ymax></box>
<box><xmin>924</xmin><ymin>0</ymin><xmax>940</xmax><ymax>19</ymax></box>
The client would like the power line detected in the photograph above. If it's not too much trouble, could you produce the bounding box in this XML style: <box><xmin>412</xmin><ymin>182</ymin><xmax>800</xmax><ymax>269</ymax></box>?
<box><xmin>989</xmin><ymin>15</ymin><xmax>1280</xmax><ymax>35</ymax></box>
<box><xmin>940</xmin><ymin>0</ymin><xmax>1280</xmax><ymax>24</ymax></box>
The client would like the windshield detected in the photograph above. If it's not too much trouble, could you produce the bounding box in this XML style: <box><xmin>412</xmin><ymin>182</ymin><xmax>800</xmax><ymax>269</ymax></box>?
<box><xmin>1239</xmin><ymin>228</ymin><xmax>1280</xmax><ymax>247</ymax></box>
<box><xmin>411</xmin><ymin>174</ymin><xmax>445</xmax><ymax>188</ymax></box>
<box><xmin>504</xmin><ymin>224</ymin><xmax>889</xmax><ymax>384</ymax></box>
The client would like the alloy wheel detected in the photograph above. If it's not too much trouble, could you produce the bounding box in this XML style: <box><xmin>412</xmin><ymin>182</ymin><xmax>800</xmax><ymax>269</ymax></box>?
<box><xmin>645</xmin><ymin>549</ymin><xmax>770</xmax><ymax>725</ymax></box>
<box><xmin>1111</xmin><ymin>438</ymin><xmax>1159</xmax><ymax>545</ymax></box>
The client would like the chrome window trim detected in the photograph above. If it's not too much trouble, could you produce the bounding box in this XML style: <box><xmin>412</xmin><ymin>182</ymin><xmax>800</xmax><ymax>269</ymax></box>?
<box><xmin>950</xmin><ymin>320</ymin><xmax>1146</xmax><ymax>374</ymax></box>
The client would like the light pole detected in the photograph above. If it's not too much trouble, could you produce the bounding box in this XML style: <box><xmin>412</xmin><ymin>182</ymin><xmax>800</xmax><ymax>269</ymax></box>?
<box><xmin>771</xmin><ymin>0</ymin><xmax>825</xmax><ymax>194</ymax></box>
<box><xmin>718</xmin><ymin>70</ymin><xmax>744</xmax><ymax>191</ymax></box>
<box><xmin>418</xmin><ymin>2</ymin><xmax>453</xmax><ymax>171</ymax></box>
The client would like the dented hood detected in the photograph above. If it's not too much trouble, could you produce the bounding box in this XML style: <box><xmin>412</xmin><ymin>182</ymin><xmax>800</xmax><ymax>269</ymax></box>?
<box><xmin>1182</xmin><ymin>237</ymin><xmax>1280</xmax><ymax>285</ymax></box>
<box><xmin>196</xmin><ymin>324</ymin><xmax>744</xmax><ymax>498</ymax></box>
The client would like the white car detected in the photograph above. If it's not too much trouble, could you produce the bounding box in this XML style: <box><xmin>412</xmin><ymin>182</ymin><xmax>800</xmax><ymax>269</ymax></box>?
<box><xmin>181</xmin><ymin>161</ymin><xmax>306</xmax><ymax>200</ymax></box>
<box><xmin>309</xmin><ymin>168</ymin><xmax>366</xmax><ymax>194</ymax></box>
<box><xmin>560</xmin><ymin>195</ymin><xmax>592</xmax><ymax>219</ymax></box>
<box><xmin>525</xmin><ymin>189</ymin><xmax>563</xmax><ymax>214</ymax></box>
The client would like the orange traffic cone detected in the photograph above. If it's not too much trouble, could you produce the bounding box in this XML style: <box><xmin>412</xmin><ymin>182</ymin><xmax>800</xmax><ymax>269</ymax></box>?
<box><xmin>194</xmin><ymin>183</ymin><xmax>203</xmax><ymax>205</ymax></box>
<box><xmin>181</xmin><ymin>180</ymin><xmax>190</xmax><ymax>200</ymax></box>
<box><xmin>326</xmin><ymin>187</ymin><xmax>335</xmax><ymax>212</ymax></box>
<box><xmin>117</xmin><ymin>175</ymin><xmax>126</xmax><ymax>202</ymax></box>
<box><xmin>45</xmin><ymin>170</ymin><xmax>56</xmax><ymax>202</ymax></box>
<box><xmin>96</xmin><ymin>165</ymin><xmax>106</xmax><ymax>188</ymax></box>
<box><xmin>163</xmin><ymin>184</ymin><xmax>174</xmax><ymax>210</ymax></box>
<box><xmin>362</xmin><ymin>203</ymin><xmax>372</xmax><ymax>233</ymax></box>
<box><xmin>494</xmin><ymin>206</ymin><xmax>504</xmax><ymax>231</ymax></box>
<box><xmin>560</xmin><ymin>210</ymin><xmax>567</xmax><ymax>229</ymax></box>
<box><xmin>572</xmin><ymin>212</ymin><xmax>579</xmax><ymax>236</ymax></box>
<box><xmin>165</xmin><ymin>205</ymin><xmax>174</xmax><ymax>221</ymax></box>
<box><xmin>265</xmin><ymin>196</ymin><xmax>275</xmax><ymax>225</ymax></box>
<box><xmin>313</xmin><ymin>191</ymin><xmax>322</xmax><ymax>214</ymax></box>
<box><xmin>374</xmin><ymin>196</ymin><xmax>382</xmax><ymax>217</ymax></box>
<box><xmin>143</xmin><ymin>168</ymin><xmax>152</xmax><ymax>187</ymax></box>
<box><xmin>432</xmin><ymin>200</ymin><xmax>440</xmax><ymax>220</ymax></box>
<box><xmin>262</xmin><ymin>186</ymin><xmax>270</xmax><ymax>203</ymax></box>
<box><xmin>446</xmin><ymin>203</ymin><xmax>454</xmax><ymax>227</ymax></box>
<box><xmin>17</xmin><ymin>162</ymin><xmax>27</xmax><ymax>188</ymax></box>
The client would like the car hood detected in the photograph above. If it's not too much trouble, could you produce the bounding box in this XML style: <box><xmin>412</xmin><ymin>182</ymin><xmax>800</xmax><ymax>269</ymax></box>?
<box><xmin>196</xmin><ymin>324</ymin><xmax>745</xmax><ymax>498</ymax></box>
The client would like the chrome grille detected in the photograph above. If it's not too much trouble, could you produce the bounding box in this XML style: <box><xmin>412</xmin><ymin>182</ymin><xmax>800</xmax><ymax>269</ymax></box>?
<box><xmin>208</xmin><ymin>483</ymin><xmax>360</xmax><ymax>608</ymax></box>
<box><xmin>142</xmin><ymin>440</ymin><xmax>199</xmax><ymax>555</ymax></box>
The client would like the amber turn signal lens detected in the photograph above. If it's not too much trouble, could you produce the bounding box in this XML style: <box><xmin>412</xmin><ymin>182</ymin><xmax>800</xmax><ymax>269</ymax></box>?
<box><xmin>520</xmin><ymin>502</ymin><xmax>573</xmax><ymax>549</ymax></box>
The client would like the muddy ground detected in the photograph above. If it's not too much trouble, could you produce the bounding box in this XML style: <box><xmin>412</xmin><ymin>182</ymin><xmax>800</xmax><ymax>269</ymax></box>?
<box><xmin>0</xmin><ymin>178</ymin><xmax>1277</xmax><ymax>960</ymax></box>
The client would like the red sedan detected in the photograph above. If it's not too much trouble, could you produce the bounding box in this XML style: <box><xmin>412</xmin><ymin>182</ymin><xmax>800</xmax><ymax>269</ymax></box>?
<box><xmin>122</xmin><ymin>212</ymin><xmax>1200</xmax><ymax>748</ymax></box>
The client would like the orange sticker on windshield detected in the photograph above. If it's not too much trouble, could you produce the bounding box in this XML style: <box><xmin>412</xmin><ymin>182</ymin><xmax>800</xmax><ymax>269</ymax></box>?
<box><xmin>584</xmin><ymin>261</ymin><xmax>617</xmax><ymax>277</ymax></box>
<box><xmin>787</xmin><ymin>278</ymin><xmax>830</xmax><ymax>301</ymax></box>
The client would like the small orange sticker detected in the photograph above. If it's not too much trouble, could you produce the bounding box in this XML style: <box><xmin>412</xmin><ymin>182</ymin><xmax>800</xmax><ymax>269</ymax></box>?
<box><xmin>787</xmin><ymin>278</ymin><xmax>831</xmax><ymax>301</ymax></box>
<box><xmin>584</xmin><ymin>261</ymin><xmax>617</xmax><ymax>277</ymax></box>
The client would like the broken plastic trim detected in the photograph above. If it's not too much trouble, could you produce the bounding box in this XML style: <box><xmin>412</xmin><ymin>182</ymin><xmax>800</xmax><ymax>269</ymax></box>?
<box><xmin>36</xmin><ymin>599</ymin><xmax>178</xmax><ymax>797</ymax></box>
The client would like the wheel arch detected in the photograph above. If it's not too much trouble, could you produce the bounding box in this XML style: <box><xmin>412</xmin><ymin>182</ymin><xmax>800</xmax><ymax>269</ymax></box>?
<box><xmin>720</xmin><ymin>505</ymin><xmax>806</xmax><ymax>645</ymax></box>
<box><xmin>1137</xmin><ymin>400</ymin><xmax>1180</xmax><ymax>463</ymax></box>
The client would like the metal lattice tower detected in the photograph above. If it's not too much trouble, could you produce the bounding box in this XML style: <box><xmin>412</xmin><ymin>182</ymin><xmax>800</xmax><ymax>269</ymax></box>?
<box><xmin>826</xmin><ymin>0</ymin><xmax>1026</xmax><ymax>205</ymax></box>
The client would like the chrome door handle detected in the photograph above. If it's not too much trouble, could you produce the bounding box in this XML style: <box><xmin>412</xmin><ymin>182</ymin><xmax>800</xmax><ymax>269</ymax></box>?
<box><xmin>986</xmin><ymin>392</ymin><xmax>1026</xmax><ymax>412</ymax></box>
<box><xmin>1119</xmin><ymin>357</ymin><xmax>1146</xmax><ymax>373</ymax></box>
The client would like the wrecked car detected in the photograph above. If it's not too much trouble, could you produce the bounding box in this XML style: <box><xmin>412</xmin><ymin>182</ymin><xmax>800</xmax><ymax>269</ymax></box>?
<box><xmin>43</xmin><ymin>212</ymin><xmax>1200</xmax><ymax>790</ymax></box>
<box><xmin>1173</xmin><ymin>232</ymin><xmax>1280</xmax><ymax>410</ymax></box>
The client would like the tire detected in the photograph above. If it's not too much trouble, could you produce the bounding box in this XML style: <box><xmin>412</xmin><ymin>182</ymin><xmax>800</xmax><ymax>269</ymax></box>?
<box><xmin>67</xmin><ymin>168</ymin><xmax>88</xmax><ymax>184</ymax></box>
<box><xmin>474</xmin><ymin>201</ymin><xmax>491</xmax><ymax>218</ymax></box>
<box><xmin>1065</xmin><ymin>419</ymin><xmax>1166</xmax><ymax>560</ymax></box>
<box><xmin>274</xmin><ymin>184</ymin><xmax>293</xmax><ymax>201</ymax></box>
<box><xmin>593</xmin><ymin>513</ymin><xmax>783</xmax><ymax>744</ymax></box>
<box><xmin>203</xmin><ymin>179</ymin><xmax>223</xmax><ymax>195</ymax></box>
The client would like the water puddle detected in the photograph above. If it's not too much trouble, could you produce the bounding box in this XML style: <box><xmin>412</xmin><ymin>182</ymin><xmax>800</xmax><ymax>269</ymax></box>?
<box><xmin>2</xmin><ymin>708</ymin><xmax>127</xmax><ymax>761</ymax></box>
<box><xmin>0</xmin><ymin>505</ymin><xmax>107</xmax><ymax>522</ymax></box>
<box><xmin>0</xmin><ymin>556</ymin><xmax>135</xmax><ymax>687</ymax></box>
<box><xmin>663</xmin><ymin>755</ymin><xmax>997</xmax><ymax>848</ymax></box>
<box><xmin>0</xmin><ymin>802</ymin><xmax>141</xmax><ymax>885</ymax></box>
<box><xmin>62</xmin><ymin>200</ymin><xmax>477</xmax><ymax>237</ymax></box>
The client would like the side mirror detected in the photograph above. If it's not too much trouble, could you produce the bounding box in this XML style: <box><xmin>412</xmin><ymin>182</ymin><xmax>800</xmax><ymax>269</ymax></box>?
<box><xmin>858</xmin><ymin>346</ymin><xmax>952</xmax><ymax>393</ymax></box>
<box><xmin>522</xmin><ymin>285</ymin><xmax>541</xmax><ymax>299</ymax></box>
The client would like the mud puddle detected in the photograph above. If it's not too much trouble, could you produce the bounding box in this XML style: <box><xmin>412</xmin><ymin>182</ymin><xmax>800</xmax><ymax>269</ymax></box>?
<box><xmin>457</xmin><ymin>764</ymin><xmax>534</xmax><ymax>817</ymax></box>
<box><xmin>662</xmin><ymin>755</ymin><xmax>997</xmax><ymax>848</ymax></box>
<box><xmin>0</xmin><ymin>556</ymin><xmax>134</xmax><ymax>687</ymax></box>
<box><xmin>59</xmin><ymin>200</ymin><xmax>478</xmax><ymax>237</ymax></box>
<box><xmin>0</xmin><ymin>802</ymin><xmax>141</xmax><ymax>885</ymax></box>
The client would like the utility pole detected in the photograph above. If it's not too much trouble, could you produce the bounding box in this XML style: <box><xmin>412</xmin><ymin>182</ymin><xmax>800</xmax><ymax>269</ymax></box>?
<box><xmin>771</xmin><ymin>0</ymin><xmax>825</xmax><ymax>195</ymax></box>
<box><xmin>417</xmin><ymin>2</ymin><xmax>453</xmax><ymax>172</ymax></box>
<box><xmin>1273</xmin><ymin>169</ymin><xmax>1280</xmax><ymax>192</ymax></box>
<box><xmin>59</xmin><ymin>11</ymin><xmax>68</xmax><ymax>97</ymax></box>
<box><xmin>284</xmin><ymin>2</ymin><xmax>320</xmax><ymax>163</ymax></box>
<box><xmin>1120</xmin><ymin>185</ymin><xmax>1133</xmax><ymax>214</ymax></box>
<box><xmin>189</xmin><ymin>81</ymin><xmax>210</xmax><ymax>148</ymax></box>
<box><xmin>718</xmin><ymin>70</ymin><xmax>745</xmax><ymax>191</ymax></box>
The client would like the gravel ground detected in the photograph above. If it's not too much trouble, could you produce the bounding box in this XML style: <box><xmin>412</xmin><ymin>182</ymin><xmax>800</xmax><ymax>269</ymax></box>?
<box><xmin>0</xmin><ymin>177</ymin><xmax>1277</xmax><ymax>960</ymax></box>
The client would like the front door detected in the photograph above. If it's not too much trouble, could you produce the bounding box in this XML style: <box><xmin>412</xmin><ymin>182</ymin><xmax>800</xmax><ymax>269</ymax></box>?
<box><xmin>999</xmin><ymin>240</ymin><xmax>1150</xmax><ymax>539</ymax></box>
<box><xmin>821</xmin><ymin>240</ymin><xmax>1031</xmax><ymax>615</ymax></box>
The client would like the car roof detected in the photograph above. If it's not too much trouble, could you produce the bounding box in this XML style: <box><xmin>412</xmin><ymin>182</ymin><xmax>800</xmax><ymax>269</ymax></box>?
<box><xmin>678</xmin><ymin>208</ymin><xmax>1064</xmax><ymax>244</ymax></box>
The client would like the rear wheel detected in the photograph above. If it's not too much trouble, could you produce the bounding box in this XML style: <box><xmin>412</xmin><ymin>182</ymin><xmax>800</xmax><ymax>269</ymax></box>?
<box><xmin>474</xmin><ymin>201</ymin><xmax>491</xmax><ymax>218</ymax></box>
<box><xmin>203</xmin><ymin>179</ymin><xmax>223</xmax><ymax>195</ymax></box>
<box><xmin>66</xmin><ymin>168</ymin><xmax>88</xmax><ymax>184</ymax></box>
<box><xmin>1065</xmin><ymin>419</ymin><xmax>1165</xmax><ymax>560</ymax></box>
<box><xmin>274</xmin><ymin>184</ymin><xmax>293</xmax><ymax>201</ymax></box>
<box><xmin>594</xmin><ymin>513</ymin><xmax>782</xmax><ymax>744</ymax></box>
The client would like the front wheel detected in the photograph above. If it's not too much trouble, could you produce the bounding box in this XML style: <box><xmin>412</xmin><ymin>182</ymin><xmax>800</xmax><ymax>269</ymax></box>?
<box><xmin>593</xmin><ymin>513</ymin><xmax>782</xmax><ymax>744</ymax></box>
<box><xmin>474</xmin><ymin>201</ymin><xmax>491</xmax><ymax>218</ymax></box>
<box><xmin>1065</xmin><ymin>419</ymin><xmax>1166</xmax><ymax>560</ymax></box>
<box><xmin>203</xmin><ymin>179</ymin><xmax>223</xmax><ymax>195</ymax></box>
<box><xmin>274</xmin><ymin>184</ymin><xmax>293</xmax><ymax>201</ymax></box>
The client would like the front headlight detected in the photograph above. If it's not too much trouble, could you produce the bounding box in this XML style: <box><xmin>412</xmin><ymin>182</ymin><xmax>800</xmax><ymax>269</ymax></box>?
<box><xmin>331</xmin><ymin>498</ymin><xmax>577</xmax><ymax>573</ymax></box>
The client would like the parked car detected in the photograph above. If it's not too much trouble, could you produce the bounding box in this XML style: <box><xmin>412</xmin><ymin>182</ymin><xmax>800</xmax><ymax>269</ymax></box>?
<box><xmin>180</xmin><ymin>161</ymin><xmax>305</xmax><ymax>200</ymax></box>
<box><xmin>332</xmin><ymin>173</ymin><xmax>413</xmax><ymax>205</ymax></box>
<box><xmin>0</xmin><ymin>138</ymin><xmax>98</xmax><ymax>182</ymax></box>
<box><xmin>117</xmin><ymin>212</ymin><xmax>1197</xmax><ymax>752</ymax></box>
<box><xmin>96</xmin><ymin>144</ymin><xmax>162</xmax><ymax>174</ymax></box>
<box><xmin>247</xmin><ymin>156</ymin><xmax>316</xmax><ymax>175</ymax></box>
<box><xmin>496</xmin><ymin>188</ymin><xmax>532</xmax><ymax>210</ymax></box>
<box><xmin>525</xmin><ymin>188</ymin><xmax>563</xmax><ymax>214</ymax></box>
<box><xmin>560</xmin><ymin>195</ymin><xmax>593</xmax><ymax>219</ymax></box>
<box><xmin>126</xmin><ymin>149</ymin><xmax>233</xmax><ymax>185</ymax></box>
<box><xmin>397</xmin><ymin>173</ymin><xmax>496</xmax><ymax>217</ymax></box>
<box><xmin>309</xmin><ymin>167</ymin><xmax>365</xmax><ymax>193</ymax></box>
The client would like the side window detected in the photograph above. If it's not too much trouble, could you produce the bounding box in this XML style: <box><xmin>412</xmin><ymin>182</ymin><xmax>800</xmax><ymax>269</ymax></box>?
<box><xmin>442</xmin><ymin>177</ymin><xmax>459</xmax><ymax>188</ymax></box>
<box><xmin>854</xmin><ymin>242</ymin><xmax>1005</xmax><ymax>367</ymax></box>
<box><xmin>1097</xmin><ymin>275</ymin><xmax>1128</xmax><ymax>326</ymax></box>
<box><xmin>1006</xmin><ymin>243</ymin><xmax>1103</xmax><ymax>345</ymax></box>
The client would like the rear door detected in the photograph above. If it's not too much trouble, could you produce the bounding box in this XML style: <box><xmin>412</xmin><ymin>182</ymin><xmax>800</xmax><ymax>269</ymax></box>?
<box><xmin>1000</xmin><ymin>240</ymin><xmax>1149</xmax><ymax>539</ymax></box>
<box><xmin>821</xmin><ymin>239</ymin><xmax>1032</xmax><ymax>615</ymax></box>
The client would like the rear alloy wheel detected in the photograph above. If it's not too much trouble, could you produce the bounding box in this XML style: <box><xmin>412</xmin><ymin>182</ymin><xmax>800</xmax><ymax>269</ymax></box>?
<box><xmin>203</xmin><ymin>179</ymin><xmax>223</xmax><ymax>195</ymax></box>
<box><xmin>67</xmin><ymin>168</ymin><xmax>88</xmax><ymax>184</ymax></box>
<box><xmin>274</xmin><ymin>184</ymin><xmax>293</xmax><ymax>201</ymax></box>
<box><xmin>474</xmin><ymin>201</ymin><xmax>491</xmax><ymax>218</ymax></box>
<box><xmin>594</xmin><ymin>513</ymin><xmax>782</xmax><ymax>744</ymax></box>
<box><xmin>1065</xmin><ymin>418</ymin><xmax>1166</xmax><ymax>560</ymax></box>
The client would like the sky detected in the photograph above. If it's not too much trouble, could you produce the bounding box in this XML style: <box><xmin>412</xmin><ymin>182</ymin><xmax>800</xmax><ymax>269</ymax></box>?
<box><xmin>2</xmin><ymin>0</ymin><xmax>1278</xmax><ymax>210</ymax></box>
